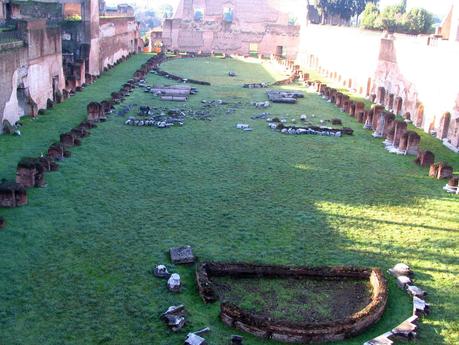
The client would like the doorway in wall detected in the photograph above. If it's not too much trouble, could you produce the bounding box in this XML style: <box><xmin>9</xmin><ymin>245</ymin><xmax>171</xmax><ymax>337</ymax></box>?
<box><xmin>16</xmin><ymin>85</ymin><xmax>33</xmax><ymax>117</ymax></box>
<box><xmin>276</xmin><ymin>45</ymin><xmax>284</xmax><ymax>57</ymax></box>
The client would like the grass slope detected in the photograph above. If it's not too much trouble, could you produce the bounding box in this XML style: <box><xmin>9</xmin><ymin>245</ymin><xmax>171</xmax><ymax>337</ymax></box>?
<box><xmin>0</xmin><ymin>56</ymin><xmax>458</xmax><ymax>345</ymax></box>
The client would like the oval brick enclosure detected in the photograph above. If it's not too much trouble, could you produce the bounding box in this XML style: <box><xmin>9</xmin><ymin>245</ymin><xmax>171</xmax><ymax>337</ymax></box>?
<box><xmin>196</xmin><ymin>262</ymin><xmax>387</xmax><ymax>343</ymax></box>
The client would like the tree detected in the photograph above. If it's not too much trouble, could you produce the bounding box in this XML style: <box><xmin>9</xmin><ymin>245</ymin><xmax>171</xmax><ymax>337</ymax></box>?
<box><xmin>403</xmin><ymin>8</ymin><xmax>433</xmax><ymax>34</ymax></box>
<box><xmin>359</xmin><ymin>1</ymin><xmax>434</xmax><ymax>35</ymax></box>
<box><xmin>380</xmin><ymin>4</ymin><xmax>404</xmax><ymax>32</ymax></box>
<box><xmin>360</xmin><ymin>2</ymin><xmax>380</xmax><ymax>30</ymax></box>
<box><xmin>315</xmin><ymin>0</ymin><xmax>379</xmax><ymax>23</ymax></box>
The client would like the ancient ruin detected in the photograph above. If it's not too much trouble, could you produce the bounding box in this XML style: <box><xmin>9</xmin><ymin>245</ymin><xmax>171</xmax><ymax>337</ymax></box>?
<box><xmin>196</xmin><ymin>262</ymin><xmax>387</xmax><ymax>343</ymax></box>
<box><xmin>0</xmin><ymin>0</ymin><xmax>142</xmax><ymax>132</ymax></box>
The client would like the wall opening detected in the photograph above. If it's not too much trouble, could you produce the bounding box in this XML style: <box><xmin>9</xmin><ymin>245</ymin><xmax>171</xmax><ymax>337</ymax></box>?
<box><xmin>63</xmin><ymin>3</ymin><xmax>82</xmax><ymax>20</ymax></box>
<box><xmin>276</xmin><ymin>45</ymin><xmax>283</xmax><ymax>57</ymax></box>
<box><xmin>249</xmin><ymin>43</ymin><xmax>258</xmax><ymax>55</ymax></box>
<box><xmin>194</xmin><ymin>8</ymin><xmax>204</xmax><ymax>22</ymax></box>
<box><xmin>16</xmin><ymin>85</ymin><xmax>33</xmax><ymax>117</ymax></box>
<box><xmin>223</xmin><ymin>7</ymin><xmax>233</xmax><ymax>23</ymax></box>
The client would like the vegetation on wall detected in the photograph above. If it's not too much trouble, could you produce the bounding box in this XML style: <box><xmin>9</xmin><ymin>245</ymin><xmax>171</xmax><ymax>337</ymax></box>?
<box><xmin>360</xmin><ymin>2</ymin><xmax>434</xmax><ymax>35</ymax></box>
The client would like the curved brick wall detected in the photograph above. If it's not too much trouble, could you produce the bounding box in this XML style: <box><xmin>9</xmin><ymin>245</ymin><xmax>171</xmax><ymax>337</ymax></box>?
<box><xmin>196</xmin><ymin>262</ymin><xmax>387</xmax><ymax>343</ymax></box>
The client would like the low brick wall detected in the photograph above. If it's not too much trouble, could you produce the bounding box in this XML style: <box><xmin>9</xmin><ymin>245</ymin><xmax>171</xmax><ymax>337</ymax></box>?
<box><xmin>196</xmin><ymin>262</ymin><xmax>387</xmax><ymax>343</ymax></box>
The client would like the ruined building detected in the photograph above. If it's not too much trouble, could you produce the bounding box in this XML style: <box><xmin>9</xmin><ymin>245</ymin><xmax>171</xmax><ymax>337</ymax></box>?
<box><xmin>162</xmin><ymin>0</ymin><xmax>304</xmax><ymax>58</ymax></box>
<box><xmin>159</xmin><ymin>1</ymin><xmax>459</xmax><ymax>152</ymax></box>
<box><xmin>0</xmin><ymin>0</ymin><xmax>142</xmax><ymax>132</ymax></box>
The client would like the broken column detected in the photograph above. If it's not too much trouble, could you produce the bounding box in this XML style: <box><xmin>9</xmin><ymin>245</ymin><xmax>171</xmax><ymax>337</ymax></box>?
<box><xmin>436</xmin><ymin>163</ymin><xmax>454</xmax><ymax>179</ymax></box>
<box><xmin>393</xmin><ymin>120</ymin><xmax>408</xmax><ymax>148</ymax></box>
<box><xmin>364</xmin><ymin>109</ymin><xmax>374</xmax><ymax>129</ymax></box>
<box><xmin>335</xmin><ymin>93</ymin><xmax>344</xmax><ymax>107</ymax></box>
<box><xmin>399</xmin><ymin>131</ymin><xmax>420</xmax><ymax>155</ymax></box>
<box><xmin>60</xmin><ymin>132</ymin><xmax>81</xmax><ymax>147</ymax></box>
<box><xmin>16</xmin><ymin>158</ymin><xmax>46</xmax><ymax>188</ymax></box>
<box><xmin>48</xmin><ymin>143</ymin><xmax>65</xmax><ymax>161</ymax></box>
<box><xmin>415</xmin><ymin>151</ymin><xmax>435</xmax><ymax>168</ymax></box>
<box><xmin>87</xmin><ymin>102</ymin><xmax>103</xmax><ymax>122</ymax></box>
<box><xmin>0</xmin><ymin>180</ymin><xmax>28</xmax><ymax>207</ymax></box>
<box><xmin>372</xmin><ymin>106</ymin><xmax>385</xmax><ymax>131</ymax></box>
<box><xmin>341</xmin><ymin>95</ymin><xmax>350</xmax><ymax>112</ymax></box>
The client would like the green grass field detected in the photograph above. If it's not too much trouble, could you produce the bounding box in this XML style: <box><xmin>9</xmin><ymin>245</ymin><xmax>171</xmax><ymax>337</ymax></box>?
<box><xmin>0</xmin><ymin>54</ymin><xmax>458</xmax><ymax>345</ymax></box>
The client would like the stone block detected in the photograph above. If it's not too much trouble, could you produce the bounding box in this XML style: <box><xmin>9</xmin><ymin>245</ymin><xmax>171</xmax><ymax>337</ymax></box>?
<box><xmin>0</xmin><ymin>180</ymin><xmax>28</xmax><ymax>208</ymax></box>
<box><xmin>170</xmin><ymin>245</ymin><xmax>195</xmax><ymax>264</ymax></box>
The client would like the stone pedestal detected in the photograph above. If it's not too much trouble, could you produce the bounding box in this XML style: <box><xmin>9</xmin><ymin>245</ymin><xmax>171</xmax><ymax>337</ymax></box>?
<box><xmin>16</xmin><ymin>158</ymin><xmax>46</xmax><ymax>188</ymax></box>
<box><xmin>399</xmin><ymin>131</ymin><xmax>420</xmax><ymax>155</ymax></box>
<box><xmin>415</xmin><ymin>151</ymin><xmax>435</xmax><ymax>168</ymax></box>
<box><xmin>393</xmin><ymin>121</ymin><xmax>408</xmax><ymax>148</ymax></box>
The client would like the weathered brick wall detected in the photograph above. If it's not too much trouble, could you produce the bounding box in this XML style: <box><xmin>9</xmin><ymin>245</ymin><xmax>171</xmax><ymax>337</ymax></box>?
<box><xmin>0</xmin><ymin>46</ymin><xmax>28</xmax><ymax>131</ymax></box>
<box><xmin>98</xmin><ymin>17</ymin><xmax>140</xmax><ymax>70</ymax></box>
<box><xmin>297</xmin><ymin>24</ymin><xmax>459</xmax><ymax>149</ymax></box>
<box><xmin>0</xmin><ymin>20</ymin><xmax>64</xmax><ymax>132</ymax></box>
<box><xmin>163</xmin><ymin>0</ymin><xmax>303</xmax><ymax>58</ymax></box>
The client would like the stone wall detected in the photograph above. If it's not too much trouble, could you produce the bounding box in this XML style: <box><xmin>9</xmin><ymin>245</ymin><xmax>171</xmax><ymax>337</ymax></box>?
<box><xmin>163</xmin><ymin>0</ymin><xmax>304</xmax><ymax>58</ymax></box>
<box><xmin>0</xmin><ymin>45</ymin><xmax>28</xmax><ymax>129</ymax></box>
<box><xmin>196</xmin><ymin>262</ymin><xmax>387</xmax><ymax>343</ymax></box>
<box><xmin>99</xmin><ymin>17</ymin><xmax>140</xmax><ymax>70</ymax></box>
<box><xmin>297</xmin><ymin>24</ymin><xmax>459</xmax><ymax>149</ymax></box>
<box><xmin>1</xmin><ymin>19</ymin><xmax>64</xmax><ymax>131</ymax></box>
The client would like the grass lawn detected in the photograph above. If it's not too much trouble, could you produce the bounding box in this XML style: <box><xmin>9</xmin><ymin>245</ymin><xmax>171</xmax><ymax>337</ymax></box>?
<box><xmin>0</xmin><ymin>55</ymin><xmax>458</xmax><ymax>345</ymax></box>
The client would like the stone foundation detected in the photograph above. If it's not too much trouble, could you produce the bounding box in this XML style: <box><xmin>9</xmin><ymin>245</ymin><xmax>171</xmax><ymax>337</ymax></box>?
<box><xmin>196</xmin><ymin>262</ymin><xmax>387</xmax><ymax>344</ymax></box>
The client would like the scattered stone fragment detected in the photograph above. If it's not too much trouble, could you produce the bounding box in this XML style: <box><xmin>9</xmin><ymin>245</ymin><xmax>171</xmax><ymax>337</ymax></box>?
<box><xmin>153</xmin><ymin>265</ymin><xmax>171</xmax><ymax>278</ymax></box>
<box><xmin>252</xmin><ymin>101</ymin><xmax>270</xmax><ymax>108</ymax></box>
<box><xmin>331</xmin><ymin>118</ymin><xmax>342</xmax><ymax>125</ymax></box>
<box><xmin>251</xmin><ymin>112</ymin><xmax>270</xmax><ymax>120</ymax></box>
<box><xmin>161</xmin><ymin>304</ymin><xmax>186</xmax><ymax>332</ymax></box>
<box><xmin>363</xmin><ymin>331</ymin><xmax>394</xmax><ymax>345</ymax></box>
<box><xmin>443</xmin><ymin>177</ymin><xmax>459</xmax><ymax>194</ymax></box>
<box><xmin>391</xmin><ymin>315</ymin><xmax>418</xmax><ymax>340</ymax></box>
<box><xmin>407</xmin><ymin>285</ymin><xmax>427</xmax><ymax>298</ymax></box>
<box><xmin>228</xmin><ymin>71</ymin><xmax>237</xmax><ymax>77</ymax></box>
<box><xmin>388</xmin><ymin>263</ymin><xmax>413</xmax><ymax>277</ymax></box>
<box><xmin>167</xmin><ymin>273</ymin><xmax>181</xmax><ymax>292</ymax></box>
<box><xmin>231</xmin><ymin>335</ymin><xmax>244</xmax><ymax>344</ymax></box>
<box><xmin>170</xmin><ymin>245</ymin><xmax>195</xmax><ymax>264</ymax></box>
<box><xmin>184</xmin><ymin>333</ymin><xmax>207</xmax><ymax>345</ymax></box>
<box><xmin>236</xmin><ymin>124</ymin><xmax>249</xmax><ymax>129</ymax></box>
<box><xmin>185</xmin><ymin>328</ymin><xmax>210</xmax><ymax>345</ymax></box>
<box><xmin>413</xmin><ymin>296</ymin><xmax>430</xmax><ymax>316</ymax></box>
<box><xmin>243</xmin><ymin>82</ymin><xmax>267</xmax><ymax>88</ymax></box>
<box><xmin>396</xmin><ymin>275</ymin><xmax>412</xmax><ymax>289</ymax></box>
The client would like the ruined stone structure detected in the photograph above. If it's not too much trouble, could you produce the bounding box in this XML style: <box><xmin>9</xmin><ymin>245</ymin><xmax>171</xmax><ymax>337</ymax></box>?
<box><xmin>0</xmin><ymin>0</ymin><xmax>142</xmax><ymax>133</ymax></box>
<box><xmin>162</xmin><ymin>0</ymin><xmax>304</xmax><ymax>58</ymax></box>
<box><xmin>298</xmin><ymin>6</ymin><xmax>459</xmax><ymax>152</ymax></box>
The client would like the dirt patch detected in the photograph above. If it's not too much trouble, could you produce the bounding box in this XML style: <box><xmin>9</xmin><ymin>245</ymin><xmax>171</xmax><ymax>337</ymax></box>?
<box><xmin>196</xmin><ymin>262</ymin><xmax>387</xmax><ymax>343</ymax></box>
<box><xmin>212</xmin><ymin>276</ymin><xmax>371</xmax><ymax>324</ymax></box>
